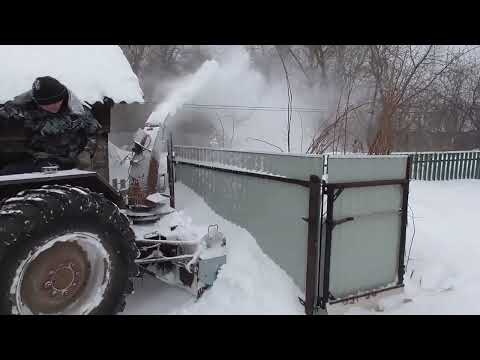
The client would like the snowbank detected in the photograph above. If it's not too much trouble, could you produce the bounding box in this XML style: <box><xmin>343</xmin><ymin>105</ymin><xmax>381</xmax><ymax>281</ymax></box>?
<box><xmin>173</xmin><ymin>183</ymin><xmax>304</xmax><ymax>314</ymax></box>
<box><xmin>0</xmin><ymin>45</ymin><xmax>143</xmax><ymax>104</ymax></box>
<box><xmin>124</xmin><ymin>182</ymin><xmax>304</xmax><ymax>315</ymax></box>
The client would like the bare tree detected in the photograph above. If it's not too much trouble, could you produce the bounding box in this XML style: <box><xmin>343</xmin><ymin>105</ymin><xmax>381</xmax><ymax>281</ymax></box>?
<box><xmin>366</xmin><ymin>45</ymin><xmax>475</xmax><ymax>154</ymax></box>
<box><xmin>120</xmin><ymin>45</ymin><xmax>155</xmax><ymax>75</ymax></box>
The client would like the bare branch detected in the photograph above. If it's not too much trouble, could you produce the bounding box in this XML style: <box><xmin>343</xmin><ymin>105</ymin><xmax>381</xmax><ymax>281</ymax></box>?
<box><xmin>246</xmin><ymin>137</ymin><xmax>284</xmax><ymax>152</ymax></box>
<box><xmin>288</xmin><ymin>47</ymin><xmax>311</xmax><ymax>83</ymax></box>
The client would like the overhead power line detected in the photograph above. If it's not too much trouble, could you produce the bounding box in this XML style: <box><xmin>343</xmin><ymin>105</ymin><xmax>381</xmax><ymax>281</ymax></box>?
<box><xmin>140</xmin><ymin>100</ymin><xmax>331</xmax><ymax>113</ymax></box>
<box><xmin>181</xmin><ymin>103</ymin><xmax>329</xmax><ymax>113</ymax></box>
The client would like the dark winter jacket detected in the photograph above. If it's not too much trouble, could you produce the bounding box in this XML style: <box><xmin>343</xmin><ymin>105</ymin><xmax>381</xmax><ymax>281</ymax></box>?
<box><xmin>0</xmin><ymin>89</ymin><xmax>100</xmax><ymax>165</ymax></box>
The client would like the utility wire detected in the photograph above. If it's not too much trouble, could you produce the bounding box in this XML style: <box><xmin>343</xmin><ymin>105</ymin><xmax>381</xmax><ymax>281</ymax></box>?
<box><xmin>140</xmin><ymin>101</ymin><xmax>330</xmax><ymax>113</ymax></box>
<box><xmin>182</xmin><ymin>104</ymin><xmax>327</xmax><ymax>113</ymax></box>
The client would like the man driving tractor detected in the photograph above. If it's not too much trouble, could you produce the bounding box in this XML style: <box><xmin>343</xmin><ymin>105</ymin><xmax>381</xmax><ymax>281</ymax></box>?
<box><xmin>0</xmin><ymin>76</ymin><xmax>100</xmax><ymax>175</ymax></box>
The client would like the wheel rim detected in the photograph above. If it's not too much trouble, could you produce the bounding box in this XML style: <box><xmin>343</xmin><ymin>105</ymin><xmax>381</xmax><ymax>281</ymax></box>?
<box><xmin>13</xmin><ymin>232</ymin><xmax>112</xmax><ymax>315</ymax></box>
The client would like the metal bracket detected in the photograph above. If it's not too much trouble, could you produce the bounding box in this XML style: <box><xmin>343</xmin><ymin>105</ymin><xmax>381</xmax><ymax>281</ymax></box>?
<box><xmin>315</xmin><ymin>292</ymin><xmax>336</xmax><ymax>314</ymax></box>
<box><xmin>333</xmin><ymin>187</ymin><xmax>345</xmax><ymax>202</ymax></box>
<box><xmin>208</xmin><ymin>224</ymin><xmax>219</xmax><ymax>237</ymax></box>
<box><xmin>328</xmin><ymin>216</ymin><xmax>354</xmax><ymax>229</ymax></box>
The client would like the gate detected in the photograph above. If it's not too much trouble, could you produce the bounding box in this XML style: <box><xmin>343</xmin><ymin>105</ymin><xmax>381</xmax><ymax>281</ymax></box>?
<box><xmin>310</xmin><ymin>155</ymin><xmax>411</xmax><ymax>314</ymax></box>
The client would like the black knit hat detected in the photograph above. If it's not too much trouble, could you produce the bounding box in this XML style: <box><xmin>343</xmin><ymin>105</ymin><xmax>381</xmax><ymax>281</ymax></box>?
<box><xmin>32</xmin><ymin>76</ymin><xmax>67</xmax><ymax>105</ymax></box>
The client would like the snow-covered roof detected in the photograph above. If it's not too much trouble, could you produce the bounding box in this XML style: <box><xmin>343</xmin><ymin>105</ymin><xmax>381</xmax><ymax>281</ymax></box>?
<box><xmin>0</xmin><ymin>45</ymin><xmax>144</xmax><ymax>104</ymax></box>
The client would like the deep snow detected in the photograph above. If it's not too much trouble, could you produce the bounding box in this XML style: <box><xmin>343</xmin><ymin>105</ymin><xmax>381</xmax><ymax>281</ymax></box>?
<box><xmin>124</xmin><ymin>179</ymin><xmax>480</xmax><ymax>315</ymax></box>
<box><xmin>124</xmin><ymin>182</ymin><xmax>304</xmax><ymax>315</ymax></box>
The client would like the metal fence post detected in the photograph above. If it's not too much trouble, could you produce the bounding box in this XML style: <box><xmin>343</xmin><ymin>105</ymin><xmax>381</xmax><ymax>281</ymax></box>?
<box><xmin>167</xmin><ymin>133</ymin><xmax>175</xmax><ymax>208</ymax></box>
<box><xmin>304</xmin><ymin>175</ymin><xmax>321</xmax><ymax>316</ymax></box>
<box><xmin>398</xmin><ymin>156</ymin><xmax>412</xmax><ymax>285</ymax></box>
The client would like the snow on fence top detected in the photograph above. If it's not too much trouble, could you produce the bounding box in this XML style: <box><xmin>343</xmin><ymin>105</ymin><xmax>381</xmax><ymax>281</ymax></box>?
<box><xmin>0</xmin><ymin>45</ymin><xmax>144</xmax><ymax>104</ymax></box>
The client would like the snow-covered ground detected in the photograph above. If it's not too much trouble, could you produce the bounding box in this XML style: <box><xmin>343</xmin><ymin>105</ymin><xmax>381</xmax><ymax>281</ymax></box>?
<box><xmin>334</xmin><ymin>180</ymin><xmax>480</xmax><ymax>315</ymax></box>
<box><xmin>124</xmin><ymin>179</ymin><xmax>480</xmax><ymax>315</ymax></box>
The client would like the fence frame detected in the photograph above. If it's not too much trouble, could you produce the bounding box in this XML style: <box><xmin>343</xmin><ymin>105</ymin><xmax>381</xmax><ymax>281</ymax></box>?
<box><xmin>174</xmin><ymin>147</ymin><xmax>411</xmax><ymax>315</ymax></box>
<box><xmin>313</xmin><ymin>156</ymin><xmax>411</xmax><ymax>312</ymax></box>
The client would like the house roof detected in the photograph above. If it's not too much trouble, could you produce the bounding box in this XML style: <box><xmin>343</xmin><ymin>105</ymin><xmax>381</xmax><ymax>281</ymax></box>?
<box><xmin>0</xmin><ymin>45</ymin><xmax>144</xmax><ymax>104</ymax></box>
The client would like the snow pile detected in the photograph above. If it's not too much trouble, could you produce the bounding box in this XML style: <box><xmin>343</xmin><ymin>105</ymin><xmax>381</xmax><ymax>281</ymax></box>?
<box><xmin>173</xmin><ymin>183</ymin><xmax>305</xmax><ymax>314</ymax></box>
<box><xmin>333</xmin><ymin>180</ymin><xmax>480</xmax><ymax>315</ymax></box>
<box><xmin>0</xmin><ymin>45</ymin><xmax>143</xmax><ymax>104</ymax></box>
<box><xmin>124</xmin><ymin>182</ymin><xmax>304</xmax><ymax>315</ymax></box>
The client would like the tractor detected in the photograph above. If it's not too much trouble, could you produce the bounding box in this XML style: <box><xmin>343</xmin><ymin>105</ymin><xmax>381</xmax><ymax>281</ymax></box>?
<box><xmin>0</xmin><ymin>98</ymin><xmax>226</xmax><ymax>315</ymax></box>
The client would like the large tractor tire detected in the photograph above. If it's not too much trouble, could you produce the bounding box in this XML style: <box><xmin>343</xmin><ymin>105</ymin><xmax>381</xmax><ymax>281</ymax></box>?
<box><xmin>0</xmin><ymin>185</ymin><xmax>139</xmax><ymax>315</ymax></box>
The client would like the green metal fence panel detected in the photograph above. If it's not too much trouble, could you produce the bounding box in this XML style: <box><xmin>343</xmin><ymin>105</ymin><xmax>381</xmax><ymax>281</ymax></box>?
<box><xmin>427</xmin><ymin>153</ymin><xmax>433</xmax><ymax>181</ymax></box>
<box><xmin>176</xmin><ymin>162</ymin><xmax>313</xmax><ymax>293</ymax></box>
<box><xmin>449</xmin><ymin>153</ymin><xmax>455</xmax><ymax>179</ymax></box>
<box><xmin>433</xmin><ymin>153</ymin><xmax>438</xmax><ymax>181</ymax></box>
<box><xmin>440</xmin><ymin>153</ymin><xmax>445</xmax><ymax>180</ymax></box>
<box><xmin>452</xmin><ymin>153</ymin><xmax>457</xmax><ymax>179</ymax></box>
<box><xmin>476</xmin><ymin>153</ymin><xmax>480</xmax><ymax>179</ymax></box>
<box><xmin>422</xmin><ymin>153</ymin><xmax>427</xmax><ymax>180</ymax></box>
<box><xmin>467</xmin><ymin>152</ymin><xmax>472</xmax><ymax>178</ymax></box>
<box><xmin>436</xmin><ymin>153</ymin><xmax>442</xmax><ymax>180</ymax></box>
<box><xmin>456</xmin><ymin>153</ymin><xmax>460</xmax><ymax>178</ymax></box>
<box><xmin>457</xmin><ymin>153</ymin><xmax>463</xmax><ymax>180</ymax></box>
<box><xmin>439</xmin><ymin>153</ymin><xmax>445</xmax><ymax>180</ymax></box>
<box><xmin>466</xmin><ymin>152</ymin><xmax>471</xmax><ymax>179</ymax></box>
<box><xmin>396</xmin><ymin>151</ymin><xmax>480</xmax><ymax>181</ymax></box>
<box><xmin>471</xmin><ymin>152</ymin><xmax>476</xmax><ymax>179</ymax></box>
<box><xmin>473</xmin><ymin>152</ymin><xmax>480</xmax><ymax>179</ymax></box>
<box><xmin>174</xmin><ymin>147</ymin><xmax>326</xmax><ymax>293</ymax></box>
<box><xmin>412</xmin><ymin>153</ymin><xmax>418</xmax><ymax>180</ymax></box>
<box><xmin>476</xmin><ymin>153</ymin><xmax>479</xmax><ymax>179</ymax></box>
<box><xmin>444</xmin><ymin>153</ymin><xmax>448</xmax><ymax>180</ymax></box>
<box><xmin>326</xmin><ymin>156</ymin><xmax>408</xmax><ymax>299</ymax></box>
<box><xmin>468</xmin><ymin>152</ymin><xmax>475</xmax><ymax>179</ymax></box>
<box><xmin>454</xmin><ymin>152</ymin><xmax>459</xmax><ymax>179</ymax></box>
<box><xmin>432</xmin><ymin>153</ymin><xmax>436</xmax><ymax>180</ymax></box>
<box><xmin>449</xmin><ymin>154</ymin><xmax>455</xmax><ymax>180</ymax></box>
